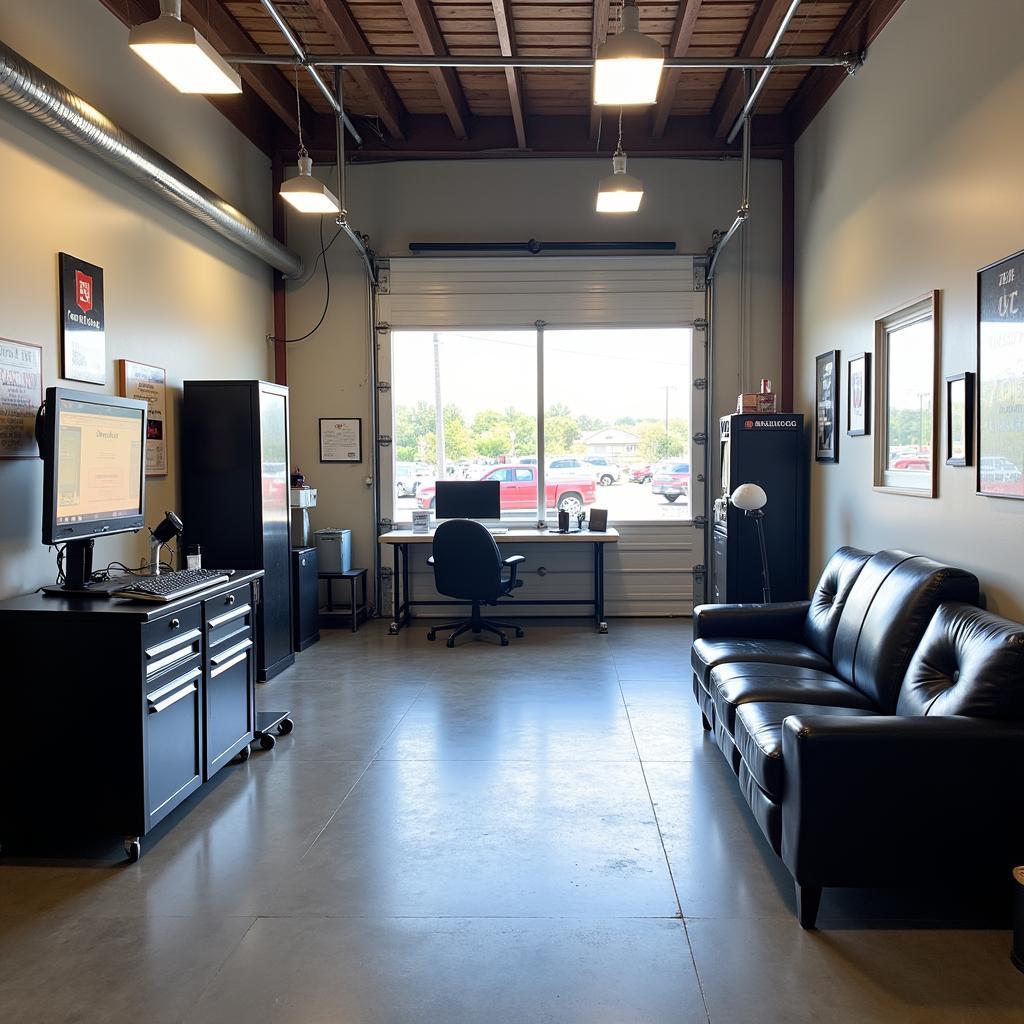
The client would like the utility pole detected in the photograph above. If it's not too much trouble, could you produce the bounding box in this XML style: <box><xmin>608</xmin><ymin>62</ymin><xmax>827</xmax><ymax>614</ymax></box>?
<box><xmin>433</xmin><ymin>332</ymin><xmax>445</xmax><ymax>477</ymax></box>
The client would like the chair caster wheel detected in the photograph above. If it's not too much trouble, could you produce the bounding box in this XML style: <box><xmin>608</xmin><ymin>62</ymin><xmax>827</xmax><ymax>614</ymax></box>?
<box><xmin>389</xmin><ymin>622</ymin><xmax>399</xmax><ymax>635</ymax></box>
<box><xmin>427</xmin><ymin>631</ymin><xmax>436</xmax><ymax>641</ymax></box>
<box><xmin>598</xmin><ymin>621</ymin><xmax>609</xmax><ymax>634</ymax></box>
<box><xmin>260</xmin><ymin>733</ymin><xmax>276</xmax><ymax>750</ymax></box>
<box><xmin>500</xmin><ymin>635</ymin><xmax>509</xmax><ymax>646</ymax></box>
<box><xmin>123</xmin><ymin>838</ymin><xmax>141</xmax><ymax>863</ymax></box>
<box><xmin>446</xmin><ymin>637</ymin><xmax>455</xmax><ymax>648</ymax></box>
<box><xmin>235</xmin><ymin>743</ymin><xmax>251</xmax><ymax>762</ymax></box>
<box><xmin>514</xmin><ymin>628</ymin><xmax>524</xmax><ymax>638</ymax></box>
<box><xmin>277</xmin><ymin>718</ymin><xmax>293</xmax><ymax>736</ymax></box>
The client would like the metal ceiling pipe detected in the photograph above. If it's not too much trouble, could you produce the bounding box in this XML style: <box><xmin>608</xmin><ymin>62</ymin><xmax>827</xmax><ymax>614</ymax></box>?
<box><xmin>258</xmin><ymin>0</ymin><xmax>361</xmax><ymax>145</ymax></box>
<box><xmin>224</xmin><ymin>52</ymin><xmax>857</xmax><ymax>71</ymax></box>
<box><xmin>0</xmin><ymin>40</ymin><xmax>303</xmax><ymax>278</ymax></box>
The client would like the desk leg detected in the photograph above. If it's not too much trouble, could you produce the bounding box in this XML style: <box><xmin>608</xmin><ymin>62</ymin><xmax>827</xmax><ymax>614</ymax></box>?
<box><xmin>595</xmin><ymin>542</ymin><xmax>608</xmax><ymax>633</ymax></box>
<box><xmin>402</xmin><ymin>543</ymin><xmax>410</xmax><ymax>627</ymax></box>
<box><xmin>389</xmin><ymin>545</ymin><xmax>402</xmax><ymax>634</ymax></box>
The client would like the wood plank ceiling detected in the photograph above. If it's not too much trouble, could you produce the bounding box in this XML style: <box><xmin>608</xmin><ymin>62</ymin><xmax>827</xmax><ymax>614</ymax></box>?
<box><xmin>98</xmin><ymin>0</ymin><xmax>907</xmax><ymax>160</ymax></box>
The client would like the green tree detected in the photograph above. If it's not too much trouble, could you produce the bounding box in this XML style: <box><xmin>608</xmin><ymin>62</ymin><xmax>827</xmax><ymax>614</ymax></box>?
<box><xmin>545</xmin><ymin>415</ymin><xmax>579</xmax><ymax>454</ymax></box>
<box><xmin>546</xmin><ymin>402</ymin><xmax>573</xmax><ymax>418</ymax></box>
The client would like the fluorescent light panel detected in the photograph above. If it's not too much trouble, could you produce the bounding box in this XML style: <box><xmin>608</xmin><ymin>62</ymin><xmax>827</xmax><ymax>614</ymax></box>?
<box><xmin>129</xmin><ymin>17</ymin><xmax>242</xmax><ymax>94</ymax></box>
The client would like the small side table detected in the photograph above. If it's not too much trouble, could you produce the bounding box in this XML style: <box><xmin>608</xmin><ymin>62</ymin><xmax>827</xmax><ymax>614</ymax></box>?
<box><xmin>320</xmin><ymin>568</ymin><xmax>369</xmax><ymax>632</ymax></box>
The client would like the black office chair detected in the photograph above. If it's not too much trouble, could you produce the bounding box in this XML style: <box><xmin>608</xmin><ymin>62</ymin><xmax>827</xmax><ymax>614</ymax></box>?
<box><xmin>426</xmin><ymin>519</ymin><xmax>526</xmax><ymax>647</ymax></box>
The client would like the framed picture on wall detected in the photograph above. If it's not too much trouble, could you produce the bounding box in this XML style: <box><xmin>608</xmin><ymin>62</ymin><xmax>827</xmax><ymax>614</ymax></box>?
<box><xmin>0</xmin><ymin>338</ymin><xmax>43</xmax><ymax>459</ymax></box>
<box><xmin>320</xmin><ymin>417</ymin><xmax>362</xmax><ymax>463</ymax></box>
<box><xmin>58</xmin><ymin>252</ymin><xmax>106</xmax><ymax>385</ymax></box>
<box><xmin>945</xmin><ymin>372</ymin><xmax>974</xmax><ymax>467</ymax></box>
<box><xmin>977</xmin><ymin>249</ymin><xmax>1024</xmax><ymax>498</ymax></box>
<box><xmin>847</xmin><ymin>352</ymin><xmax>871</xmax><ymax>436</ymax></box>
<box><xmin>117</xmin><ymin>359</ymin><xmax>168</xmax><ymax>476</ymax></box>
<box><xmin>815</xmin><ymin>349</ymin><xmax>840</xmax><ymax>462</ymax></box>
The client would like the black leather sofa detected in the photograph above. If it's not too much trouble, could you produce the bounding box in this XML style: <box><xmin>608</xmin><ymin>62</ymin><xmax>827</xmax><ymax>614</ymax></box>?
<box><xmin>692</xmin><ymin>549</ymin><xmax>1024</xmax><ymax>927</ymax></box>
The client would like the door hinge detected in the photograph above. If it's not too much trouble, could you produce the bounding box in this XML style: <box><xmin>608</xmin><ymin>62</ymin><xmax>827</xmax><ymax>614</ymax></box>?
<box><xmin>377</xmin><ymin>434</ymin><xmax>393</xmax><ymax>447</ymax></box>
<box><xmin>377</xmin><ymin>380</ymin><xmax>391</xmax><ymax>393</ymax></box>
<box><xmin>694</xmin><ymin>377</ymin><xmax>707</xmax><ymax>390</ymax></box>
<box><xmin>694</xmin><ymin>317</ymin><xmax>708</xmax><ymax>331</ymax></box>
<box><xmin>376</xmin><ymin>321</ymin><xmax>390</xmax><ymax>333</ymax></box>
<box><xmin>693</xmin><ymin>432</ymin><xmax>708</xmax><ymax>445</ymax></box>
<box><xmin>693</xmin><ymin>516</ymin><xmax>708</xmax><ymax>529</ymax></box>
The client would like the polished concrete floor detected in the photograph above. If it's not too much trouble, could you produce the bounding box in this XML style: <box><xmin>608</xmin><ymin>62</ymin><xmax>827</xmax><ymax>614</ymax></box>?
<box><xmin>2</xmin><ymin>619</ymin><xmax>1022</xmax><ymax>1022</ymax></box>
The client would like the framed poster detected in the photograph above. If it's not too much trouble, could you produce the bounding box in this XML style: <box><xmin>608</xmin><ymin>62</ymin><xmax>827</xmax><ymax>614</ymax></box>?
<box><xmin>320</xmin><ymin>417</ymin><xmax>362</xmax><ymax>463</ymax></box>
<box><xmin>117</xmin><ymin>359</ymin><xmax>168</xmax><ymax>476</ymax></box>
<box><xmin>815</xmin><ymin>350</ymin><xmax>840</xmax><ymax>462</ymax></box>
<box><xmin>0</xmin><ymin>338</ymin><xmax>43</xmax><ymax>459</ymax></box>
<box><xmin>946</xmin><ymin>372</ymin><xmax>974</xmax><ymax>467</ymax></box>
<box><xmin>59</xmin><ymin>252</ymin><xmax>106</xmax><ymax>384</ymax></box>
<box><xmin>978</xmin><ymin>249</ymin><xmax>1024</xmax><ymax>498</ymax></box>
<box><xmin>847</xmin><ymin>352</ymin><xmax>871</xmax><ymax>436</ymax></box>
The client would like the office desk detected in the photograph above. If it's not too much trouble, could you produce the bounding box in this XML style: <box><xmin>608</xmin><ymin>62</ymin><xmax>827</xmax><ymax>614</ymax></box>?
<box><xmin>379</xmin><ymin>528</ymin><xmax>620</xmax><ymax>634</ymax></box>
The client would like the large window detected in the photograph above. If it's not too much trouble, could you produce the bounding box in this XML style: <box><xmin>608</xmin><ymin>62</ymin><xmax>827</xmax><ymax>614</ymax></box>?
<box><xmin>874</xmin><ymin>292</ymin><xmax>939</xmax><ymax>496</ymax></box>
<box><xmin>391</xmin><ymin>327</ymin><xmax>691</xmax><ymax>523</ymax></box>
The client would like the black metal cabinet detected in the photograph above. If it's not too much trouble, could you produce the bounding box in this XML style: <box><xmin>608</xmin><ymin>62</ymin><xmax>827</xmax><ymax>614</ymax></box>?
<box><xmin>291</xmin><ymin>547</ymin><xmax>320</xmax><ymax>652</ymax></box>
<box><xmin>182</xmin><ymin>380</ymin><xmax>293</xmax><ymax>682</ymax></box>
<box><xmin>0</xmin><ymin>571</ymin><xmax>262</xmax><ymax>860</ymax></box>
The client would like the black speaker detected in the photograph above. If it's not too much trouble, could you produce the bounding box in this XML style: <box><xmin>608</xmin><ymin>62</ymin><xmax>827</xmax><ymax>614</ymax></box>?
<box><xmin>1013</xmin><ymin>866</ymin><xmax>1024</xmax><ymax>973</ymax></box>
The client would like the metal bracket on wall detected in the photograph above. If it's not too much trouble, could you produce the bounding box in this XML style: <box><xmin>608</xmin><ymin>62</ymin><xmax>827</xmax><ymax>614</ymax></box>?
<box><xmin>376</xmin><ymin>322</ymin><xmax>391</xmax><ymax>333</ymax></box>
<box><xmin>378</xmin><ymin>517</ymin><xmax>394</xmax><ymax>533</ymax></box>
<box><xmin>693</xmin><ymin>264</ymin><xmax>706</xmax><ymax>291</ymax></box>
<box><xmin>377</xmin><ymin>435</ymin><xmax>393</xmax><ymax>447</ymax></box>
<box><xmin>694</xmin><ymin>378</ymin><xmax>707</xmax><ymax>390</ymax></box>
<box><xmin>694</xmin><ymin>318</ymin><xmax>708</xmax><ymax>332</ymax></box>
<box><xmin>694</xmin><ymin>432</ymin><xmax>708</xmax><ymax>445</ymax></box>
<box><xmin>693</xmin><ymin>516</ymin><xmax>708</xmax><ymax>529</ymax></box>
<box><xmin>376</xmin><ymin>264</ymin><xmax>391</xmax><ymax>293</ymax></box>
<box><xmin>377</xmin><ymin>380</ymin><xmax>391</xmax><ymax>393</ymax></box>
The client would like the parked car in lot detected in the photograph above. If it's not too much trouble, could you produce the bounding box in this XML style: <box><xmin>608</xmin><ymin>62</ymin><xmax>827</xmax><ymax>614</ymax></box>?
<box><xmin>629</xmin><ymin>463</ymin><xmax>654</xmax><ymax>484</ymax></box>
<box><xmin>583</xmin><ymin>456</ymin><xmax>621</xmax><ymax>486</ymax></box>
<box><xmin>547</xmin><ymin>456</ymin><xmax>599</xmax><ymax>484</ymax></box>
<box><xmin>395</xmin><ymin>461</ymin><xmax>434</xmax><ymax>497</ymax></box>
<box><xmin>651</xmin><ymin>461</ymin><xmax>690</xmax><ymax>503</ymax></box>
<box><xmin>418</xmin><ymin>464</ymin><xmax>596</xmax><ymax>516</ymax></box>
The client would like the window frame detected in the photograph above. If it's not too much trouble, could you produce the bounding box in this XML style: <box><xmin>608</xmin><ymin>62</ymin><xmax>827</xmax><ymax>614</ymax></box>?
<box><xmin>872</xmin><ymin>291</ymin><xmax>940</xmax><ymax>497</ymax></box>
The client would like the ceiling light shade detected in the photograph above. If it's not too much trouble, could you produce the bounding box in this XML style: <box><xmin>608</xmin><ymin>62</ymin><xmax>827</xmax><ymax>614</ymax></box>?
<box><xmin>593</xmin><ymin>0</ymin><xmax>664</xmax><ymax>106</ymax></box>
<box><xmin>596</xmin><ymin>151</ymin><xmax>643</xmax><ymax>213</ymax></box>
<box><xmin>129</xmin><ymin>1</ymin><xmax>242</xmax><ymax>94</ymax></box>
<box><xmin>280</xmin><ymin>156</ymin><xmax>341</xmax><ymax>214</ymax></box>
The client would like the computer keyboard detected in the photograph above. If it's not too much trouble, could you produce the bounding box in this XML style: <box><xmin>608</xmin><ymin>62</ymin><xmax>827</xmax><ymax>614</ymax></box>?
<box><xmin>111</xmin><ymin>568</ymin><xmax>230</xmax><ymax>603</ymax></box>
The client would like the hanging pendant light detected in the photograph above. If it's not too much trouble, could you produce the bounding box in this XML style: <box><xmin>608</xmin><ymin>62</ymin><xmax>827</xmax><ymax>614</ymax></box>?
<box><xmin>129</xmin><ymin>0</ymin><xmax>241</xmax><ymax>94</ymax></box>
<box><xmin>593</xmin><ymin>0</ymin><xmax>664</xmax><ymax>106</ymax></box>
<box><xmin>280</xmin><ymin>71</ymin><xmax>341</xmax><ymax>215</ymax></box>
<box><xmin>596</xmin><ymin>111</ymin><xmax>644</xmax><ymax>213</ymax></box>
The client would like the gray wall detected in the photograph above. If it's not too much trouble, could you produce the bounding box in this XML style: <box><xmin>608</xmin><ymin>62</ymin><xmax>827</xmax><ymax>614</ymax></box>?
<box><xmin>284</xmin><ymin>157</ymin><xmax>785</xmax><ymax>595</ymax></box>
<box><xmin>794</xmin><ymin>0</ymin><xmax>1024</xmax><ymax>618</ymax></box>
<box><xmin>0</xmin><ymin>0</ymin><xmax>274</xmax><ymax>599</ymax></box>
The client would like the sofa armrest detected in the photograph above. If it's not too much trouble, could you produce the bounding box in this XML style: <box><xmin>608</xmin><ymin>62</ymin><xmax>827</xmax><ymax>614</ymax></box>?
<box><xmin>692</xmin><ymin>601</ymin><xmax>811</xmax><ymax>642</ymax></box>
<box><xmin>781</xmin><ymin>715</ymin><xmax>1024</xmax><ymax>886</ymax></box>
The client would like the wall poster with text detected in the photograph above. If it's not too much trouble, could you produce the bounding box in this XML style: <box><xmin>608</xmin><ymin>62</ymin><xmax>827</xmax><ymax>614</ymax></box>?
<box><xmin>118</xmin><ymin>359</ymin><xmax>168</xmax><ymax>476</ymax></box>
<box><xmin>59</xmin><ymin>252</ymin><xmax>106</xmax><ymax>385</ymax></box>
<box><xmin>0</xmin><ymin>338</ymin><xmax>43</xmax><ymax>459</ymax></box>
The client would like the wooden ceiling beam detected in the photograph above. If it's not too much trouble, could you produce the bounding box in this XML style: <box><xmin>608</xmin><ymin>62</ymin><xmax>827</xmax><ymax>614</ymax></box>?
<box><xmin>786</xmin><ymin>0</ymin><xmax>908</xmax><ymax>138</ymax></box>
<box><xmin>587</xmin><ymin>0</ymin><xmax>611</xmax><ymax>141</ymax></box>
<box><xmin>399</xmin><ymin>0</ymin><xmax>471</xmax><ymax>140</ymax></box>
<box><xmin>650</xmin><ymin>0</ymin><xmax>704</xmax><ymax>139</ymax></box>
<box><xmin>491</xmin><ymin>0</ymin><xmax>526</xmax><ymax>149</ymax></box>
<box><xmin>711</xmin><ymin>0</ymin><xmax>796</xmax><ymax>139</ymax></box>
<box><xmin>306</xmin><ymin>0</ymin><xmax>407</xmax><ymax>140</ymax></box>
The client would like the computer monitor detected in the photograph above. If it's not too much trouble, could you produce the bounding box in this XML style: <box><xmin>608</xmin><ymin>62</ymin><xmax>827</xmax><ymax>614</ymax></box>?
<box><xmin>434</xmin><ymin>480</ymin><xmax>501</xmax><ymax>520</ymax></box>
<box><xmin>37</xmin><ymin>387</ymin><xmax>148</xmax><ymax>592</ymax></box>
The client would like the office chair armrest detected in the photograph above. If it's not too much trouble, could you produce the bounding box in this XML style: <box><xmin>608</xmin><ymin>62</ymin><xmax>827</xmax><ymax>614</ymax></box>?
<box><xmin>503</xmin><ymin>553</ymin><xmax>526</xmax><ymax>584</ymax></box>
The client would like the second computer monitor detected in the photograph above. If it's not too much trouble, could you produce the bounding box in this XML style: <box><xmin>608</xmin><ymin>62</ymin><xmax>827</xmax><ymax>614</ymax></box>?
<box><xmin>434</xmin><ymin>480</ymin><xmax>500</xmax><ymax>520</ymax></box>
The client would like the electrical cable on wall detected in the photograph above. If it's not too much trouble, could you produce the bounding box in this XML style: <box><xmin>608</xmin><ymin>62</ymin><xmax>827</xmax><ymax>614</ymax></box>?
<box><xmin>269</xmin><ymin>216</ymin><xmax>343</xmax><ymax>344</ymax></box>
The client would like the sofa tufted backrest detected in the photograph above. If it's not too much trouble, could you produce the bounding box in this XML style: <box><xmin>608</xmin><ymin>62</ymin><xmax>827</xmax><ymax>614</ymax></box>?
<box><xmin>801</xmin><ymin>546</ymin><xmax>872</xmax><ymax>659</ymax></box>
<box><xmin>831</xmin><ymin>551</ymin><xmax>980</xmax><ymax>711</ymax></box>
<box><xmin>897</xmin><ymin>603</ymin><xmax>1024</xmax><ymax>719</ymax></box>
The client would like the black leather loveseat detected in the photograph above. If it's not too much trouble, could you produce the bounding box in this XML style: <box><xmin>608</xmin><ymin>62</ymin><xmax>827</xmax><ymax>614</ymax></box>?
<box><xmin>691</xmin><ymin>548</ymin><xmax>1024</xmax><ymax>927</ymax></box>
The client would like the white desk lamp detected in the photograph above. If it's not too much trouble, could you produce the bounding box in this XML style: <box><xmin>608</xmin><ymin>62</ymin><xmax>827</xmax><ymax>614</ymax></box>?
<box><xmin>730</xmin><ymin>483</ymin><xmax>771</xmax><ymax>603</ymax></box>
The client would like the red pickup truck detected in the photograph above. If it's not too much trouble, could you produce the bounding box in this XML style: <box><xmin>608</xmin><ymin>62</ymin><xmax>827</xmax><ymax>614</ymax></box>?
<box><xmin>417</xmin><ymin>464</ymin><xmax>596</xmax><ymax>516</ymax></box>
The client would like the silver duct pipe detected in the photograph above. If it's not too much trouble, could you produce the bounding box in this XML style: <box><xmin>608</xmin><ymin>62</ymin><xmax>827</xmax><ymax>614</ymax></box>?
<box><xmin>0</xmin><ymin>40</ymin><xmax>304</xmax><ymax>278</ymax></box>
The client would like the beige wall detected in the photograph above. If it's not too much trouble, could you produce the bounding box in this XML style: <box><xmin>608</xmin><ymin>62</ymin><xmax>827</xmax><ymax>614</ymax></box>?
<box><xmin>794</xmin><ymin>0</ymin><xmax>1024</xmax><ymax>618</ymax></box>
<box><xmin>283</xmin><ymin>157</ymin><xmax>784</xmax><ymax>596</ymax></box>
<box><xmin>0</xmin><ymin>0</ymin><xmax>274</xmax><ymax>599</ymax></box>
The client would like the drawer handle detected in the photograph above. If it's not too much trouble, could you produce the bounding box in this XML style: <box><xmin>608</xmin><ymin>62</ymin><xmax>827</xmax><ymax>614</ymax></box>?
<box><xmin>226</xmin><ymin>594</ymin><xmax>236</xmax><ymax>606</ymax></box>
<box><xmin>211</xmin><ymin>638</ymin><xmax>253</xmax><ymax>666</ymax></box>
<box><xmin>145</xmin><ymin>628</ymin><xmax>202</xmax><ymax>660</ymax></box>
<box><xmin>149</xmin><ymin>682</ymin><xmax>197</xmax><ymax>714</ymax></box>
<box><xmin>207</xmin><ymin>604</ymin><xmax>251</xmax><ymax>629</ymax></box>
<box><xmin>169</xmin><ymin>618</ymin><xmax>180</xmax><ymax>630</ymax></box>
<box><xmin>210</xmin><ymin>651</ymin><xmax>249</xmax><ymax>678</ymax></box>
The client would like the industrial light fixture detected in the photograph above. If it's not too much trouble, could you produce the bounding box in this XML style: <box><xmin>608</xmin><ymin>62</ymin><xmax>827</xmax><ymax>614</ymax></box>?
<box><xmin>593</xmin><ymin>0</ymin><xmax>664</xmax><ymax>106</ymax></box>
<box><xmin>129</xmin><ymin>0</ymin><xmax>242</xmax><ymax>94</ymax></box>
<box><xmin>596</xmin><ymin>111</ymin><xmax>644</xmax><ymax>213</ymax></box>
<box><xmin>280</xmin><ymin>71</ymin><xmax>341</xmax><ymax>215</ymax></box>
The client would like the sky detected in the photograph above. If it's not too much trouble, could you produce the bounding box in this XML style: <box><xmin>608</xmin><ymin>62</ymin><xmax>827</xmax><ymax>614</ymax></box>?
<box><xmin>390</xmin><ymin>328</ymin><xmax>693</xmax><ymax>424</ymax></box>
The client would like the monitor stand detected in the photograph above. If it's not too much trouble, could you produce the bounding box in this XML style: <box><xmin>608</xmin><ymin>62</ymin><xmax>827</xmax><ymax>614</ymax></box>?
<box><xmin>40</xmin><ymin>538</ymin><xmax>123</xmax><ymax>598</ymax></box>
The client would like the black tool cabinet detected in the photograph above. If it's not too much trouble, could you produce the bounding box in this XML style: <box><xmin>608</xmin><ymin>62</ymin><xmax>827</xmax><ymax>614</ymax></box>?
<box><xmin>0</xmin><ymin>571</ymin><xmax>266</xmax><ymax>861</ymax></box>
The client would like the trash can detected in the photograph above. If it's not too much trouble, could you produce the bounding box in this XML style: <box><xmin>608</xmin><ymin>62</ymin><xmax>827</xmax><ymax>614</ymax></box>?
<box><xmin>1013</xmin><ymin>866</ymin><xmax>1024</xmax><ymax>973</ymax></box>
<box><xmin>315</xmin><ymin>528</ymin><xmax>352</xmax><ymax>574</ymax></box>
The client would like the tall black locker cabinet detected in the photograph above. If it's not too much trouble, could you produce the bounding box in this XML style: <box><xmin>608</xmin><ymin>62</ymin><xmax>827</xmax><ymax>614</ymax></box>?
<box><xmin>711</xmin><ymin>413</ymin><xmax>808</xmax><ymax>605</ymax></box>
<box><xmin>182</xmin><ymin>380</ymin><xmax>294</xmax><ymax>681</ymax></box>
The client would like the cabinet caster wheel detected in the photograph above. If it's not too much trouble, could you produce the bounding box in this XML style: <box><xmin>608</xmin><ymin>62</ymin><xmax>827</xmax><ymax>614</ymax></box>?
<box><xmin>277</xmin><ymin>718</ymin><xmax>293</xmax><ymax>736</ymax></box>
<box><xmin>446</xmin><ymin>637</ymin><xmax>455</xmax><ymax>648</ymax></box>
<box><xmin>500</xmin><ymin>636</ymin><xmax>509</xmax><ymax>646</ymax></box>
<box><xmin>123</xmin><ymin>838</ymin><xmax>141</xmax><ymax>863</ymax></box>
<box><xmin>389</xmin><ymin>622</ymin><xmax>399</xmax><ymax>635</ymax></box>
<box><xmin>514</xmin><ymin>628</ymin><xmax>524</xmax><ymax>638</ymax></box>
<box><xmin>427</xmin><ymin>631</ymin><xmax>436</xmax><ymax>641</ymax></box>
<box><xmin>235</xmin><ymin>743</ymin><xmax>251</xmax><ymax>762</ymax></box>
<box><xmin>598</xmin><ymin>621</ymin><xmax>609</xmax><ymax>634</ymax></box>
<box><xmin>260</xmin><ymin>733</ymin><xmax>276</xmax><ymax>750</ymax></box>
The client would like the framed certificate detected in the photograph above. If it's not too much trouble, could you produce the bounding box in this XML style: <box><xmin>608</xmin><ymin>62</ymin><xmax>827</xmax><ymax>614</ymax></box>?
<box><xmin>320</xmin><ymin>417</ymin><xmax>362</xmax><ymax>463</ymax></box>
<box><xmin>0</xmin><ymin>338</ymin><xmax>43</xmax><ymax>459</ymax></box>
<box><xmin>117</xmin><ymin>359</ymin><xmax>168</xmax><ymax>476</ymax></box>
<box><xmin>59</xmin><ymin>252</ymin><xmax>106</xmax><ymax>385</ymax></box>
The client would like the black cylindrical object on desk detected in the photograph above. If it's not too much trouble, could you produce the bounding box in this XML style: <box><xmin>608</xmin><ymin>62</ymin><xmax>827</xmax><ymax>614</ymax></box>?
<box><xmin>558</xmin><ymin>510</ymin><xmax>569</xmax><ymax>532</ymax></box>
<box><xmin>1013</xmin><ymin>866</ymin><xmax>1024</xmax><ymax>973</ymax></box>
